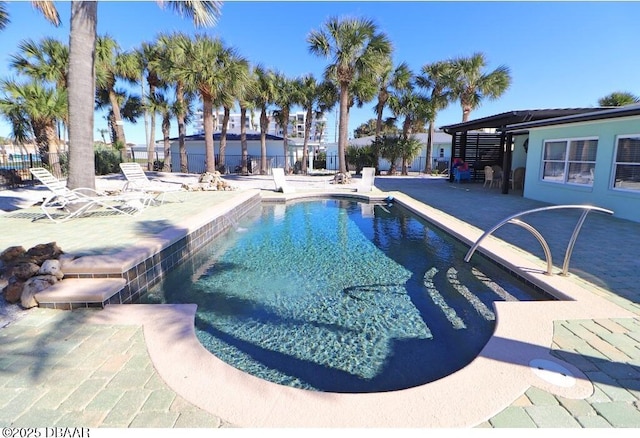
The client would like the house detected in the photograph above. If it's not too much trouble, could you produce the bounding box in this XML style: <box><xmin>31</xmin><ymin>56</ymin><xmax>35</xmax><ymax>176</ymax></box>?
<box><xmin>164</xmin><ymin>131</ymin><xmax>293</xmax><ymax>174</ymax></box>
<box><xmin>503</xmin><ymin>104</ymin><xmax>640</xmax><ymax>223</ymax></box>
<box><xmin>442</xmin><ymin>105</ymin><xmax>640</xmax><ymax>223</ymax></box>
<box><xmin>441</xmin><ymin>109</ymin><xmax>605</xmax><ymax>185</ymax></box>
<box><xmin>347</xmin><ymin>131</ymin><xmax>452</xmax><ymax>173</ymax></box>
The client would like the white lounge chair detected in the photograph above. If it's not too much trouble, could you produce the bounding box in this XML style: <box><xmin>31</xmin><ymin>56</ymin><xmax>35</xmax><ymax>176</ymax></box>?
<box><xmin>29</xmin><ymin>167</ymin><xmax>150</xmax><ymax>223</ymax></box>
<box><xmin>357</xmin><ymin>167</ymin><xmax>376</xmax><ymax>192</ymax></box>
<box><xmin>119</xmin><ymin>162</ymin><xmax>185</xmax><ymax>205</ymax></box>
<box><xmin>272</xmin><ymin>168</ymin><xmax>295</xmax><ymax>193</ymax></box>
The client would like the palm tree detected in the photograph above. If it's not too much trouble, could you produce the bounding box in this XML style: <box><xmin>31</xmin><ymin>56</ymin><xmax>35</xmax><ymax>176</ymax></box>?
<box><xmin>297</xmin><ymin>74</ymin><xmax>321</xmax><ymax>174</ymax></box>
<box><xmin>369</xmin><ymin>60</ymin><xmax>411</xmax><ymax>173</ymax></box>
<box><xmin>298</xmin><ymin>75</ymin><xmax>337</xmax><ymax>174</ymax></box>
<box><xmin>388</xmin><ymin>78</ymin><xmax>432</xmax><ymax>175</ymax></box>
<box><xmin>146</xmin><ymin>90</ymin><xmax>175</xmax><ymax>171</ymax></box>
<box><xmin>0</xmin><ymin>80</ymin><xmax>67</xmax><ymax>176</ymax></box>
<box><xmin>451</xmin><ymin>52</ymin><xmax>511</xmax><ymax>122</ymax></box>
<box><xmin>9</xmin><ymin>37</ymin><xmax>69</xmax><ymax>143</ymax></box>
<box><xmin>416</xmin><ymin>60</ymin><xmax>457</xmax><ymax>173</ymax></box>
<box><xmin>598</xmin><ymin>92</ymin><xmax>640</xmax><ymax>107</ymax></box>
<box><xmin>377</xmin><ymin>135</ymin><xmax>402</xmax><ymax>176</ymax></box>
<box><xmin>65</xmin><ymin>1</ymin><xmax>97</xmax><ymax>190</ymax></box>
<box><xmin>354</xmin><ymin>119</ymin><xmax>377</xmax><ymax>138</ymax></box>
<box><xmin>95</xmin><ymin>88</ymin><xmax>142</xmax><ymax>154</ymax></box>
<box><xmin>34</xmin><ymin>1</ymin><xmax>220</xmax><ymax>190</ymax></box>
<box><xmin>0</xmin><ymin>2</ymin><xmax>9</xmax><ymax>30</ymax></box>
<box><xmin>308</xmin><ymin>16</ymin><xmax>392</xmax><ymax>175</ymax></box>
<box><xmin>217</xmin><ymin>51</ymin><xmax>249</xmax><ymax>172</ymax></box>
<box><xmin>398</xmin><ymin>136</ymin><xmax>423</xmax><ymax>175</ymax></box>
<box><xmin>155</xmin><ymin>32</ymin><xmax>193</xmax><ymax>173</ymax></box>
<box><xmin>95</xmin><ymin>36</ymin><xmax>140</xmax><ymax>156</ymax></box>
<box><xmin>178</xmin><ymin>34</ymin><xmax>231</xmax><ymax>173</ymax></box>
<box><xmin>272</xmin><ymin>72</ymin><xmax>301</xmax><ymax>173</ymax></box>
<box><xmin>0</xmin><ymin>1</ymin><xmax>61</xmax><ymax>29</ymax></box>
<box><xmin>374</xmin><ymin>60</ymin><xmax>411</xmax><ymax>138</ymax></box>
<box><xmin>9</xmin><ymin>37</ymin><xmax>69</xmax><ymax>89</ymax></box>
<box><xmin>237</xmin><ymin>64</ymin><xmax>257</xmax><ymax>175</ymax></box>
<box><xmin>97</xmin><ymin>128</ymin><xmax>109</xmax><ymax>144</ymax></box>
<box><xmin>136</xmin><ymin>41</ymin><xmax>167</xmax><ymax>170</ymax></box>
<box><xmin>251</xmin><ymin>65</ymin><xmax>277</xmax><ymax>174</ymax></box>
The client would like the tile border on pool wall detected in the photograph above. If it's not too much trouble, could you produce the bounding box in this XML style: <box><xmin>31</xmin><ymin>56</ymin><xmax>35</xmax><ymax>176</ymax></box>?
<box><xmin>123</xmin><ymin>194</ymin><xmax>262</xmax><ymax>304</ymax></box>
<box><xmin>60</xmin><ymin>192</ymin><xmax>262</xmax><ymax>308</ymax></box>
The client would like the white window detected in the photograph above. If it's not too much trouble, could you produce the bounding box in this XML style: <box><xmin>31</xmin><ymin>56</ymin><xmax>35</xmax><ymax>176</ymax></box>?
<box><xmin>542</xmin><ymin>138</ymin><xmax>597</xmax><ymax>185</ymax></box>
<box><xmin>612</xmin><ymin>135</ymin><xmax>640</xmax><ymax>192</ymax></box>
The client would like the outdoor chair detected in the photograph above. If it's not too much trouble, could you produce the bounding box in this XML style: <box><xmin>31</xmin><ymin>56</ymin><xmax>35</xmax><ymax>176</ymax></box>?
<box><xmin>119</xmin><ymin>162</ymin><xmax>186</xmax><ymax>205</ymax></box>
<box><xmin>453</xmin><ymin>165</ymin><xmax>471</xmax><ymax>183</ymax></box>
<box><xmin>491</xmin><ymin>165</ymin><xmax>504</xmax><ymax>186</ymax></box>
<box><xmin>357</xmin><ymin>167</ymin><xmax>376</xmax><ymax>192</ymax></box>
<box><xmin>29</xmin><ymin>167</ymin><xmax>151</xmax><ymax>223</ymax></box>
<box><xmin>483</xmin><ymin>166</ymin><xmax>494</xmax><ymax>188</ymax></box>
<box><xmin>272</xmin><ymin>168</ymin><xmax>295</xmax><ymax>193</ymax></box>
<box><xmin>511</xmin><ymin>167</ymin><xmax>525</xmax><ymax>190</ymax></box>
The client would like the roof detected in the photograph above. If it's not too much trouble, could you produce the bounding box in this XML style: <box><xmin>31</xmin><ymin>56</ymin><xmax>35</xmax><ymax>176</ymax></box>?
<box><xmin>167</xmin><ymin>131</ymin><xmax>284</xmax><ymax>142</ymax></box>
<box><xmin>349</xmin><ymin>131</ymin><xmax>452</xmax><ymax>146</ymax></box>
<box><xmin>440</xmin><ymin>108</ymin><xmax>612</xmax><ymax>133</ymax></box>
<box><xmin>503</xmin><ymin>103</ymin><xmax>640</xmax><ymax>131</ymax></box>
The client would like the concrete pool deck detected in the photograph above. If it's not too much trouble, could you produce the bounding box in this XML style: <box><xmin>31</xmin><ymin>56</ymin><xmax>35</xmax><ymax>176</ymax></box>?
<box><xmin>1</xmin><ymin>172</ymin><xmax>639</xmax><ymax>428</ymax></box>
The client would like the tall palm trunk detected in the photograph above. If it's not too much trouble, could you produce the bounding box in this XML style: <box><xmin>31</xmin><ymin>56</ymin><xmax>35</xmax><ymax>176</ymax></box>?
<box><xmin>259</xmin><ymin>107</ymin><xmax>268</xmax><ymax>174</ymax></box>
<box><xmin>240</xmin><ymin>106</ymin><xmax>248</xmax><ymax>174</ymax></box>
<box><xmin>219</xmin><ymin>107</ymin><xmax>230</xmax><ymax>171</ymax></box>
<box><xmin>375</xmin><ymin>91</ymin><xmax>387</xmax><ymax>138</ymax></box>
<box><xmin>202</xmin><ymin>97</ymin><xmax>215</xmax><ymax>173</ymax></box>
<box><xmin>338</xmin><ymin>82</ymin><xmax>349</xmax><ymax>174</ymax></box>
<box><xmin>401</xmin><ymin>117</ymin><xmax>413</xmax><ymax>175</ymax></box>
<box><xmin>145</xmin><ymin>81</ymin><xmax>158</xmax><ymax>171</ymax></box>
<box><xmin>176</xmin><ymin>83</ymin><xmax>188</xmax><ymax>173</ymax></box>
<box><xmin>147</xmin><ymin>104</ymin><xmax>156</xmax><ymax>171</ymax></box>
<box><xmin>67</xmin><ymin>1</ymin><xmax>97</xmax><ymax>191</ymax></box>
<box><xmin>302</xmin><ymin>106</ymin><xmax>312</xmax><ymax>174</ymax></box>
<box><xmin>372</xmin><ymin>95</ymin><xmax>386</xmax><ymax>173</ymax></box>
<box><xmin>162</xmin><ymin>113</ymin><xmax>171</xmax><ymax>172</ymax></box>
<box><xmin>108</xmin><ymin>90</ymin><xmax>126</xmax><ymax>148</ymax></box>
<box><xmin>281</xmin><ymin>109</ymin><xmax>290</xmax><ymax>173</ymax></box>
<box><xmin>424</xmin><ymin>120</ymin><xmax>435</xmax><ymax>173</ymax></box>
<box><xmin>462</xmin><ymin>103</ymin><xmax>472</xmax><ymax>122</ymax></box>
<box><xmin>32</xmin><ymin>122</ymin><xmax>62</xmax><ymax>177</ymax></box>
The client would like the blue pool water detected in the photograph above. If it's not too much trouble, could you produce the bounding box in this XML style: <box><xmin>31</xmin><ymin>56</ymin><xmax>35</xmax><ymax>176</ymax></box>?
<box><xmin>144</xmin><ymin>199</ymin><xmax>549</xmax><ymax>393</ymax></box>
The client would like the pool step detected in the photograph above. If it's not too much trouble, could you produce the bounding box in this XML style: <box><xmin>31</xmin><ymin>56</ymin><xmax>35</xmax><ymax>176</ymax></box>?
<box><xmin>35</xmin><ymin>277</ymin><xmax>126</xmax><ymax>310</ymax></box>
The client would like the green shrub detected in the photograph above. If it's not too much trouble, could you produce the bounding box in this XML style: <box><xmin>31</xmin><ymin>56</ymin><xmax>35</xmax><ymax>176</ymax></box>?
<box><xmin>94</xmin><ymin>148</ymin><xmax>122</xmax><ymax>175</ymax></box>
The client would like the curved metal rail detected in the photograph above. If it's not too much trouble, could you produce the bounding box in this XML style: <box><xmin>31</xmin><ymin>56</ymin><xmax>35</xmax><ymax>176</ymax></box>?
<box><xmin>464</xmin><ymin>205</ymin><xmax>613</xmax><ymax>276</ymax></box>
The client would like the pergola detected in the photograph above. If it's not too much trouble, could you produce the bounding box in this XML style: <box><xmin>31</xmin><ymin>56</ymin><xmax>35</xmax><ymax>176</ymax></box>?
<box><xmin>441</xmin><ymin>109</ymin><xmax>604</xmax><ymax>193</ymax></box>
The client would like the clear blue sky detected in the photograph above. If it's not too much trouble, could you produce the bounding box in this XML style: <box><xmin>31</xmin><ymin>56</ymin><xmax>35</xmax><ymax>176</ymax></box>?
<box><xmin>1</xmin><ymin>1</ymin><xmax>639</xmax><ymax>146</ymax></box>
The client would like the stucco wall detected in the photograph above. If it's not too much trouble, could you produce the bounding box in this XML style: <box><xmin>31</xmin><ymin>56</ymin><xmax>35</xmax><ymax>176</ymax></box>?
<box><xmin>524</xmin><ymin>116</ymin><xmax>640</xmax><ymax>222</ymax></box>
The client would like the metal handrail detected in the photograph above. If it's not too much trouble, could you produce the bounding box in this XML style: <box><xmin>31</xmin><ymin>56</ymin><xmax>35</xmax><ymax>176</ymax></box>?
<box><xmin>464</xmin><ymin>205</ymin><xmax>614</xmax><ymax>276</ymax></box>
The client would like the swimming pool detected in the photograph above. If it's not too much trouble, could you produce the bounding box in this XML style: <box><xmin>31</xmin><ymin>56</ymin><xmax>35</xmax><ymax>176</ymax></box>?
<box><xmin>144</xmin><ymin>198</ymin><xmax>549</xmax><ymax>393</ymax></box>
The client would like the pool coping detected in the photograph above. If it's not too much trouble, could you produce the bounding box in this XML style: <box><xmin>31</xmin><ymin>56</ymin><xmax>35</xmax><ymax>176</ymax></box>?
<box><xmin>37</xmin><ymin>190</ymin><xmax>262</xmax><ymax>309</ymax></box>
<box><xmin>82</xmin><ymin>189</ymin><xmax>635</xmax><ymax>427</ymax></box>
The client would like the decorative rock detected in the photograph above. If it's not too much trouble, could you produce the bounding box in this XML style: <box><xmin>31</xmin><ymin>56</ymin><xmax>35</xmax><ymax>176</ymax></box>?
<box><xmin>10</xmin><ymin>262</ymin><xmax>41</xmax><ymax>281</ymax></box>
<box><xmin>25</xmin><ymin>242</ymin><xmax>63</xmax><ymax>265</ymax></box>
<box><xmin>38</xmin><ymin>259</ymin><xmax>64</xmax><ymax>280</ymax></box>
<box><xmin>0</xmin><ymin>241</ymin><xmax>69</xmax><ymax>309</ymax></box>
<box><xmin>332</xmin><ymin>172</ymin><xmax>352</xmax><ymax>185</ymax></box>
<box><xmin>21</xmin><ymin>275</ymin><xmax>59</xmax><ymax>308</ymax></box>
<box><xmin>3</xmin><ymin>278</ymin><xmax>24</xmax><ymax>304</ymax></box>
<box><xmin>0</xmin><ymin>246</ymin><xmax>26</xmax><ymax>263</ymax></box>
<box><xmin>187</xmin><ymin>172</ymin><xmax>236</xmax><ymax>191</ymax></box>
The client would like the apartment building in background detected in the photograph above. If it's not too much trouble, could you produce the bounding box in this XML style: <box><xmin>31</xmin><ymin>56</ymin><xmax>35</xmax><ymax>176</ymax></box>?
<box><xmin>192</xmin><ymin>109</ymin><xmax>330</xmax><ymax>144</ymax></box>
